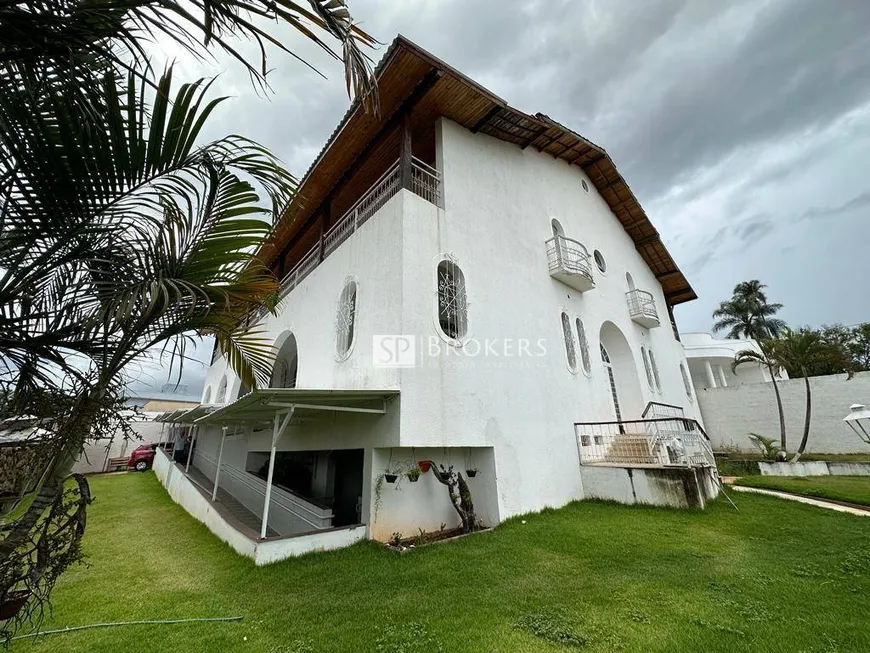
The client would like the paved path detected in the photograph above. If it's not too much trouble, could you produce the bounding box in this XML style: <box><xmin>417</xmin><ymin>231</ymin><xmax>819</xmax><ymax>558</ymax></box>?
<box><xmin>729</xmin><ymin>485</ymin><xmax>870</xmax><ymax>516</ymax></box>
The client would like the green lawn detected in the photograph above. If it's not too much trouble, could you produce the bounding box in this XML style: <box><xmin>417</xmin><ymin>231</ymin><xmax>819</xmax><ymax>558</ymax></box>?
<box><xmin>734</xmin><ymin>475</ymin><xmax>870</xmax><ymax>507</ymax></box>
<box><xmin>10</xmin><ymin>473</ymin><xmax>870</xmax><ymax>653</ymax></box>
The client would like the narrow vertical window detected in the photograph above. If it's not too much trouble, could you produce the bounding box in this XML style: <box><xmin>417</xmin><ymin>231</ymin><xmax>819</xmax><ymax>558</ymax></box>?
<box><xmin>575</xmin><ymin>317</ymin><xmax>591</xmax><ymax>374</ymax></box>
<box><xmin>215</xmin><ymin>375</ymin><xmax>228</xmax><ymax>404</ymax></box>
<box><xmin>336</xmin><ymin>279</ymin><xmax>357</xmax><ymax>359</ymax></box>
<box><xmin>437</xmin><ymin>259</ymin><xmax>468</xmax><ymax>341</ymax></box>
<box><xmin>561</xmin><ymin>312</ymin><xmax>577</xmax><ymax>372</ymax></box>
<box><xmin>680</xmin><ymin>363</ymin><xmax>694</xmax><ymax>402</ymax></box>
<box><xmin>641</xmin><ymin>346</ymin><xmax>655</xmax><ymax>390</ymax></box>
<box><xmin>649</xmin><ymin>349</ymin><xmax>662</xmax><ymax>392</ymax></box>
<box><xmin>202</xmin><ymin>387</ymin><xmax>212</xmax><ymax>405</ymax></box>
<box><xmin>601</xmin><ymin>344</ymin><xmax>622</xmax><ymax>423</ymax></box>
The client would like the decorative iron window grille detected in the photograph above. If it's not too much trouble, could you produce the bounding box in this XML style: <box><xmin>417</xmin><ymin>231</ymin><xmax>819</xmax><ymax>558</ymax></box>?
<box><xmin>215</xmin><ymin>376</ymin><xmax>227</xmax><ymax>404</ymax></box>
<box><xmin>575</xmin><ymin>317</ymin><xmax>591</xmax><ymax>374</ymax></box>
<box><xmin>561</xmin><ymin>312</ymin><xmax>577</xmax><ymax>372</ymax></box>
<box><xmin>336</xmin><ymin>279</ymin><xmax>358</xmax><ymax>358</ymax></box>
<box><xmin>275</xmin><ymin>357</ymin><xmax>298</xmax><ymax>388</ymax></box>
<box><xmin>648</xmin><ymin>349</ymin><xmax>662</xmax><ymax>392</ymax></box>
<box><xmin>680</xmin><ymin>363</ymin><xmax>694</xmax><ymax>402</ymax></box>
<box><xmin>641</xmin><ymin>347</ymin><xmax>655</xmax><ymax>390</ymax></box>
<box><xmin>437</xmin><ymin>259</ymin><xmax>468</xmax><ymax>341</ymax></box>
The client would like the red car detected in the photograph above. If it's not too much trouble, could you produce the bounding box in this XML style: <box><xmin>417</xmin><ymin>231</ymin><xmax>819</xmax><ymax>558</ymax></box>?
<box><xmin>128</xmin><ymin>442</ymin><xmax>172</xmax><ymax>472</ymax></box>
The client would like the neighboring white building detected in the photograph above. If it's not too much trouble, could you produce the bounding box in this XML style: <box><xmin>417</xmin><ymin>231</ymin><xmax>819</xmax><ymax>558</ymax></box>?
<box><xmin>682</xmin><ymin>332</ymin><xmax>787</xmax><ymax>393</ymax></box>
<box><xmin>154</xmin><ymin>37</ymin><xmax>718</xmax><ymax>564</ymax></box>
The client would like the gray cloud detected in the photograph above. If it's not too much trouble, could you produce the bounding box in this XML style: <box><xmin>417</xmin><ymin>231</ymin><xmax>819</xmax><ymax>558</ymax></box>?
<box><xmin>145</xmin><ymin>0</ymin><xmax>870</xmax><ymax>389</ymax></box>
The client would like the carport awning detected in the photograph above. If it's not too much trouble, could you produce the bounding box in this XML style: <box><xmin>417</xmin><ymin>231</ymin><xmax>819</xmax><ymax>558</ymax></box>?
<box><xmin>196</xmin><ymin>388</ymin><xmax>400</xmax><ymax>425</ymax></box>
<box><xmin>156</xmin><ymin>410</ymin><xmax>189</xmax><ymax>423</ymax></box>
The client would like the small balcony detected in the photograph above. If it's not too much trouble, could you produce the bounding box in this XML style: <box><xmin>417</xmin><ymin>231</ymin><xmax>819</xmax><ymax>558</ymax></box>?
<box><xmin>545</xmin><ymin>235</ymin><xmax>594</xmax><ymax>292</ymax></box>
<box><xmin>626</xmin><ymin>289</ymin><xmax>660</xmax><ymax>328</ymax></box>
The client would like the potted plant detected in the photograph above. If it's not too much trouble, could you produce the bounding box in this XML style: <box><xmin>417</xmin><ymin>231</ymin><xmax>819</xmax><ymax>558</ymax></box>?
<box><xmin>407</xmin><ymin>465</ymin><xmax>422</xmax><ymax>482</ymax></box>
<box><xmin>465</xmin><ymin>467</ymin><xmax>479</xmax><ymax>478</ymax></box>
<box><xmin>418</xmin><ymin>460</ymin><xmax>432</xmax><ymax>473</ymax></box>
<box><xmin>384</xmin><ymin>471</ymin><xmax>399</xmax><ymax>484</ymax></box>
<box><xmin>0</xmin><ymin>590</ymin><xmax>31</xmax><ymax>621</ymax></box>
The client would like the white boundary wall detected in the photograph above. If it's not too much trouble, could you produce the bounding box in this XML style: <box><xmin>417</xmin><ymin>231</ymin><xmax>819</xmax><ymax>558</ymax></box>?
<box><xmin>697</xmin><ymin>371</ymin><xmax>870</xmax><ymax>454</ymax></box>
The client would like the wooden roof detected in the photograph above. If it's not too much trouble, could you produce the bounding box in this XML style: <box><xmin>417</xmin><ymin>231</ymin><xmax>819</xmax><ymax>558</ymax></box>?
<box><xmin>263</xmin><ymin>35</ymin><xmax>696</xmax><ymax>306</ymax></box>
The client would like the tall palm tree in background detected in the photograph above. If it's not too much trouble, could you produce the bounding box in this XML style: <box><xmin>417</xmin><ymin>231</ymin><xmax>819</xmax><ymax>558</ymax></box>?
<box><xmin>772</xmin><ymin>329</ymin><xmax>852</xmax><ymax>462</ymax></box>
<box><xmin>712</xmin><ymin>280</ymin><xmax>786</xmax><ymax>340</ymax></box>
<box><xmin>733</xmin><ymin>340</ymin><xmax>787</xmax><ymax>452</ymax></box>
<box><xmin>0</xmin><ymin>0</ymin><xmax>377</xmax><ymax>632</ymax></box>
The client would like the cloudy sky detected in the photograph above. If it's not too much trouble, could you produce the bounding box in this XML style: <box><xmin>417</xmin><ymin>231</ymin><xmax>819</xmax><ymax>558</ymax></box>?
<box><xmin>139</xmin><ymin>0</ymin><xmax>870</xmax><ymax>397</ymax></box>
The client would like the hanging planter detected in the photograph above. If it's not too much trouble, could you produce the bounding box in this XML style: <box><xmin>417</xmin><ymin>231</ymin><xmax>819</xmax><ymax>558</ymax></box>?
<box><xmin>465</xmin><ymin>469</ymin><xmax>479</xmax><ymax>478</ymax></box>
<box><xmin>384</xmin><ymin>473</ymin><xmax>398</xmax><ymax>484</ymax></box>
<box><xmin>418</xmin><ymin>460</ymin><xmax>432</xmax><ymax>473</ymax></box>
<box><xmin>407</xmin><ymin>469</ymin><xmax>421</xmax><ymax>482</ymax></box>
<box><xmin>0</xmin><ymin>590</ymin><xmax>31</xmax><ymax>621</ymax></box>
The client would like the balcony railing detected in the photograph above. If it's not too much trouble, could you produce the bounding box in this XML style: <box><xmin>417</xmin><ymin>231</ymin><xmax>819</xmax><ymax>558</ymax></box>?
<box><xmin>277</xmin><ymin>157</ymin><xmax>442</xmax><ymax>299</ymax></box>
<box><xmin>626</xmin><ymin>289</ymin><xmax>659</xmax><ymax>328</ymax></box>
<box><xmin>575</xmin><ymin>417</ymin><xmax>715</xmax><ymax>468</ymax></box>
<box><xmin>545</xmin><ymin>235</ymin><xmax>594</xmax><ymax>292</ymax></box>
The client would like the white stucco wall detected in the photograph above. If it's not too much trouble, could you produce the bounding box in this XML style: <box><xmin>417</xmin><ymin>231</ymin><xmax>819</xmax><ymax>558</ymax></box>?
<box><xmin>698</xmin><ymin>371</ymin><xmax>870</xmax><ymax>453</ymax></box>
<box><xmin>192</xmin><ymin>116</ymin><xmax>702</xmax><ymax>542</ymax></box>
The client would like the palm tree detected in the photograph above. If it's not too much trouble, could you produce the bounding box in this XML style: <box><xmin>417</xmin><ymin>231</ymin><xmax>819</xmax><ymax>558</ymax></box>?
<box><xmin>712</xmin><ymin>280</ymin><xmax>786</xmax><ymax>340</ymax></box>
<box><xmin>772</xmin><ymin>329</ymin><xmax>852</xmax><ymax>462</ymax></box>
<box><xmin>0</xmin><ymin>71</ymin><xmax>295</xmax><ymax>614</ymax></box>
<box><xmin>733</xmin><ymin>340</ymin><xmax>787</xmax><ymax>451</ymax></box>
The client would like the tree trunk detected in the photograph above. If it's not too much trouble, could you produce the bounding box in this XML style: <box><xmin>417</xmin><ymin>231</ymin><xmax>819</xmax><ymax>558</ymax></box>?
<box><xmin>791</xmin><ymin>374</ymin><xmax>812</xmax><ymax>462</ymax></box>
<box><xmin>768</xmin><ymin>364</ymin><xmax>787</xmax><ymax>451</ymax></box>
<box><xmin>423</xmin><ymin>462</ymin><xmax>476</xmax><ymax>534</ymax></box>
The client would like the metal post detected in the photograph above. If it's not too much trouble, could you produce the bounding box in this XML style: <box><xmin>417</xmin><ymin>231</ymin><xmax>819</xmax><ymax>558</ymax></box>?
<box><xmin>212</xmin><ymin>427</ymin><xmax>227</xmax><ymax>502</ymax></box>
<box><xmin>704</xmin><ymin>360</ymin><xmax>717</xmax><ymax>389</ymax></box>
<box><xmin>185</xmin><ymin>425</ymin><xmax>198</xmax><ymax>473</ymax></box>
<box><xmin>261</xmin><ymin>409</ymin><xmax>294</xmax><ymax>539</ymax></box>
<box><xmin>400</xmin><ymin>112</ymin><xmax>413</xmax><ymax>191</ymax></box>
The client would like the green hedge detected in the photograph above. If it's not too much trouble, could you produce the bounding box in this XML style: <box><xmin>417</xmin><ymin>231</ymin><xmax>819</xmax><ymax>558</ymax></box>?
<box><xmin>716</xmin><ymin>459</ymin><xmax>761</xmax><ymax>477</ymax></box>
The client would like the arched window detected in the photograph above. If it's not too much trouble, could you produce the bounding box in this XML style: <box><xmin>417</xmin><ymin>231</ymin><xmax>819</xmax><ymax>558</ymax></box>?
<box><xmin>561</xmin><ymin>312</ymin><xmax>577</xmax><ymax>373</ymax></box>
<box><xmin>575</xmin><ymin>317</ymin><xmax>591</xmax><ymax>375</ymax></box>
<box><xmin>551</xmin><ymin>218</ymin><xmax>565</xmax><ymax>239</ymax></box>
<box><xmin>202</xmin><ymin>387</ymin><xmax>212</xmax><ymax>405</ymax></box>
<box><xmin>271</xmin><ymin>333</ymin><xmax>299</xmax><ymax>388</ymax></box>
<box><xmin>680</xmin><ymin>363</ymin><xmax>694</xmax><ymax>403</ymax></box>
<box><xmin>641</xmin><ymin>346</ymin><xmax>655</xmax><ymax>390</ymax></box>
<box><xmin>649</xmin><ymin>349</ymin><xmax>662</xmax><ymax>392</ymax></box>
<box><xmin>336</xmin><ymin>278</ymin><xmax>357</xmax><ymax>359</ymax></box>
<box><xmin>215</xmin><ymin>375</ymin><xmax>228</xmax><ymax>404</ymax></box>
<box><xmin>601</xmin><ymin>344</ymin><xmax>622</xmax><ymax>422</ymax></box>
<box><xmin>626</xmin><ymin>272</ymin><xmax>636</xmax><ymax>292</ymax></box>
<box><xmin>437</xmin><ymin>259</ymin><xmax>468</xmax><ymax>341</ymax></box>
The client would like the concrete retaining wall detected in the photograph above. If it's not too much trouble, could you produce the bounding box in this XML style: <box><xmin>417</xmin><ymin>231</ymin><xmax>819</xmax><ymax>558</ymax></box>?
<box><xmin>759</xmin><ymin>461</ymin><xmax>870</xmax><ymax>477</ymax></box>
<box><xmin>579</xmin><ymin>465</ymin><xmax>720</xmax><ymax>508</ymax></box>
<box><xmin>697</xmin><ymin>371</ymin><xmax>870</xmax><ymax>454</ymax></box>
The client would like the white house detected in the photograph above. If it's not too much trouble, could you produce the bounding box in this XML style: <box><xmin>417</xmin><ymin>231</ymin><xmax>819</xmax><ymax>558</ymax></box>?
<box><xmin>682</xmin><ymin>332</ymin><xmax>787</xmax><ymax>392</ymax></box>
<box><xmin>153</xmin><ymin>37</ymin><xmax>718</xmax><ymax>564</ymax></box>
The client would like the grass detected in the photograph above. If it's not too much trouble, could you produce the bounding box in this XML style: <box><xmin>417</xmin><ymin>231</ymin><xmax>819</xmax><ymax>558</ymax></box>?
<box><xmin>734</xmin><ymin>475</ymin><xmax>870</xmax><ymax>507</ymax></box>
<box><xmin>10</xmin><ymin>472</ymin><xmax>870</xmax><ymax>652</ymax></box>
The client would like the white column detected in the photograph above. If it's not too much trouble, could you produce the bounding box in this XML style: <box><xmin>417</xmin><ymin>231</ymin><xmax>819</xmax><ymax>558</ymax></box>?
<box><xmin>212</xmin><ymin>427</ymin><xmax>227</xmax><ymax>502</ymax></box>
<box><xmin>704</xmin><ymin>360</ymin><xmax>717</xmax><ymax>389</ymax></box>
<box><xmin>717</xmin><ymin>365</ymin><xmax>728</xmax><ymax>388</ymax></box>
